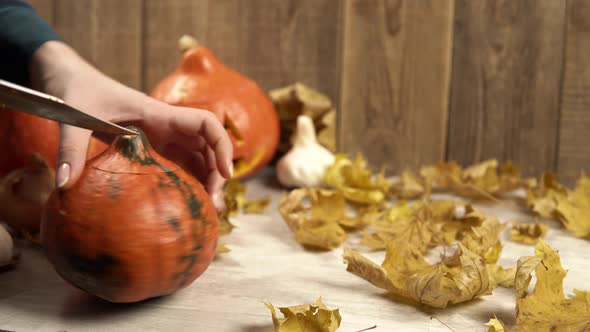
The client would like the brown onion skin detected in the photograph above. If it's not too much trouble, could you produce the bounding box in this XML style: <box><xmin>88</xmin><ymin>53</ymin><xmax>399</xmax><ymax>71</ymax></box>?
<box><xmin>40</xmin><ymin>129</ymin><xmax>219</xmax><ymax>303</ymax></box>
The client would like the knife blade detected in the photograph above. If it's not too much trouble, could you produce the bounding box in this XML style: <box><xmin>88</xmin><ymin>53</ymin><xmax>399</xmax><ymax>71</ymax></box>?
<box><xmin>0</xmin><ymin>79</ymin><xmax>137</xmax><ymax>136</ymax></box>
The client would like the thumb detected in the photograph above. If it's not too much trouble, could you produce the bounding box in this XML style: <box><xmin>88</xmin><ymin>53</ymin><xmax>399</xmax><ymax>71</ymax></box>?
<box><xmin>56</xmin><ymin>124</ymin><xmax>92</xmax><ymax>189</ymax></box>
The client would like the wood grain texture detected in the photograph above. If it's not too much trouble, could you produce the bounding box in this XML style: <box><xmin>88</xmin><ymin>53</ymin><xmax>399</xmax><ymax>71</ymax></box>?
<box><xmin>143</xmin><ymin>0</ymin><xmax>207</xmax><ymax>93</ymax></box>
<box><xmin>53</xmin><ymin>0</ymin><xmax>143</xmax><ymax>90</ymax></box>
<box><xmin>339</xmin><ymin>0</ymin><xmax>454</xmax><ymax>173</ymax></box>
<box><xmin>557</xmin><ymin>0</ymin><xmax>590</xmax><ymax>187</ymax></box>
<box><xmin>447</xmin><ymin>0</ymin><xmax>566</xmax><ymax>177</ymax></box>
<box><xmin>143</xmin><ymin>0</ymin><xmax>342</xmax><ymax>102</ymax></box>
<box><xmin>26</xmin><ymin>0</ymin><xmax>54</xmax><ymax>25</ymax></box>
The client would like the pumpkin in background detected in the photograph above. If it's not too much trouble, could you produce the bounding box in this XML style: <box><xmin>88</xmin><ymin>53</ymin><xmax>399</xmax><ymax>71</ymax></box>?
<box><xmin>41</xmin><ymin>127</ymin><xmax>219</xmax><ymax>303</ymax></box>
<box><xmin>0</xmin><ymin>107</ymin><xmax>108</xmax><ymax>176</ymax></box>
<box><xmin>150</xmin><ymin>35</ymin><xmax>280</xmax><ymax>179</ymax></box>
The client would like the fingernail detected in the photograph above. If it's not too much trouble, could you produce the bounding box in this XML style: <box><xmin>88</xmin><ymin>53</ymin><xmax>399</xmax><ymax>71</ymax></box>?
<box><xmin>228</xmin><ymin>160</ymin><xmax>234</xmax><ymax>178</ymax></box>
<box><xmin>212</xmin><ymin>193</ymin><xmax>225</xmax><ymax>211</ymax></box>
<box><xmin>56</xmin><ymin>163</ymin><xmax>70</xmax><ymax>188</ymax></box>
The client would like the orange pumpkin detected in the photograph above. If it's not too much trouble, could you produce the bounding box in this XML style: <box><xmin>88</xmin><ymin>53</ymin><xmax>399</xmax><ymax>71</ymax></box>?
<box><xmin>150</xmin><ymin>36</ymin><xmax>280</xmax><ymax>179</ymax></box>
<box><xmin>41</xmin><ymin>127</ymin><xmax>219</xmax><ymax>303</ymax></box>
<box><xmin>0</xmin><ymin>107</ymin><xmax>108</xmax><ymax>176</ymax></box>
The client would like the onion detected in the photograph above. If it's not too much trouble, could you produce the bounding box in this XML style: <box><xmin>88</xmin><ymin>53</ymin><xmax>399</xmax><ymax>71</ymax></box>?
<box><xmin>0</xmin><ymin>153</ymin><xmax>55</xmax><ymax>233</ymax></box>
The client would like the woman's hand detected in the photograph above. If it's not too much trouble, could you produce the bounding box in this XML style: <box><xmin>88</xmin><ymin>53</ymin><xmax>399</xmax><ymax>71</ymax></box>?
<box><xmin>29</xmin><ymin>41</ymin><xmax>233</xmax><ymax>210</ymax></box>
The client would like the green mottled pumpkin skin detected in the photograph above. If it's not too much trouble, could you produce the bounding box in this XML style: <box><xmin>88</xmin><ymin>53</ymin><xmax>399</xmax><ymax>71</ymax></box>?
<box><xmin>40</xmin><ymin>128</ymin><xmax>219</xmax><ymax>303</ymax></box>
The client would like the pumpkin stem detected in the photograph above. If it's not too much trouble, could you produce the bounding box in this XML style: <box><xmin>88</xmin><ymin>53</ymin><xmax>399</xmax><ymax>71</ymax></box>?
<box><xmin>179</xmin><ymin>35</ymin><xmax>199</xmax><ymax>52</ymax></box>
<box><xmin>112</xmin><ymin>126</ymin><xmax>155</xmax><ymax>164</ymax></box>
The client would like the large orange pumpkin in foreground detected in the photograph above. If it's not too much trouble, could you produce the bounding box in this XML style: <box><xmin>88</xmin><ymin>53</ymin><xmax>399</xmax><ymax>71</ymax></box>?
<box><xmin>150</xmin><ymin>36</ymin><xmax>280</xmax><ymax>179</ymax></box>
<box><xmin>41</xmin><ymin>127</ymin><xmax>219</xmax><ymax>303</ymax></box>
<box><xmin>0</xmin><ymin>107</ymin><xmax>108</xmax><ymax>176</ymax></box>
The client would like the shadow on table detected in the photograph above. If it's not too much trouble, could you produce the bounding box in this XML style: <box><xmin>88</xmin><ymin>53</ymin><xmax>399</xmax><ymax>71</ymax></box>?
<box><xmin>240</xmin><ymin>323</ymin><xmax>275</xmax><ymax>332</ymax></box>
<box><xmin>59</xmin><ymin>288</ymin><xmax>171</xmax><ymax>319</ymax></box>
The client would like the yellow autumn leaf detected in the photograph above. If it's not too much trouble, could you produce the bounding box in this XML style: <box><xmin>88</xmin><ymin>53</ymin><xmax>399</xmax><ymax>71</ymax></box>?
<box><xmin>316</xmin><ymin>109</ymin><xmax>336</xmax><ymax>152</ymax></box>
<box><xmin>323</xmin><ymin>154</ymin><xmax>389</xmax><ymax>204</ymax></box>
<box><xmin>485</xmin><ymin>315</ymin><xmax>508</xmax><ymax>332</ymax></box>
<box><xmin>390</xmin><ymin>170</ymin><xmax>425</xmax><ymax>199</ymax></box>
<box><xmin>525</xmin><ymin>172</ymin><xmax>566</xmax><ymax>219</ymax></box>
<box><xmin>243</xmin><ymin>198</ymin><xmax>271</xmax><ymax>214</ymax></box>
<box><xmin>514</xmin><ymin>241</ymin><xmax>590</xmax><ymax>331</ymax></box>
<box><xmin>459</xmin><ymin>217</ymin><xmax>506</xmax><ymax>264</ymax></box>
<box><xmin>224</xmin><ymin>179</ymin><xmax>271</xmax><ymax>215</ymax></box>
<box><xmin>487</xmin><ymin>264</ymin><xmax>516</xmax><ymax>289</ymax></box>
<box><xmin>278</xmin><ymin>189</ymin><xmax>348</xmax><ymax>250</ymax></box>
<box><xmin>554</xmin><ymin>175</ymin><xmax>590</xmax><ymax>239</ymax></box>
<box><xmin>420</xmin><ymin>159</ymin><xmax>522</xmax><ymax>200</ymax></box>
<box><xmin>218</xmin><ymin>213</ymin><xmax>236</xmax><ymax>236</ymax></box>
<box><xmin>265</xmin><ymin>297</ymin><xmax>342</xmax><ymax>332</ymax></box>
<box><xmin>509</xmin><ymin>220</ymin><xmax>549</xmax><ymax>245</ymax></box>
<box><xmin>359</xmin><ymin>200</ymin><xmax>489</xmax><ymax>253</ymax></box>
<box><xmin>343</xmin><ymin>242</ymin><xmax>494</xmax><ymax>309</ymax></box>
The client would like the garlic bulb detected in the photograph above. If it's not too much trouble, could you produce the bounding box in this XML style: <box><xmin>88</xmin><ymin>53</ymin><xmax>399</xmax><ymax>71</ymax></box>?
<box><xmin>276</xmin><ymin>115</ymin><xmax>335</xmax><ymax>188</ymax></box>
<box><xmin>0</xmin><ymin>225</ymin><xmax>14</xmax><ymax>268</ymax></box>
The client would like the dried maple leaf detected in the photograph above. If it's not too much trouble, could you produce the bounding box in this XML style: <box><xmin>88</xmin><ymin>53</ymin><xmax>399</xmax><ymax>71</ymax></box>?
<box><xmin>278</xmin><ymin>189</ymin><xmax>348</xmax><ymax>250</ymax></box>
<box><xmin>513</xmin><ymin>241</ymin><xmax>590</xmax><ymax>331</ymax></box>
<box><xmin>316</xmin><ymin>109</ymin><xmax>336</xmax><ymax>152</ymax></box>
<box><xmin>509</xmin><ymin>220</ymin><xmax>549</xmax><ymax>245</ymax></box>
<box><xmin>269</xmin><ymin>82</ymin><xmax>335</xmax><ymax>155</ymax></box>
<box><xmin>343</xmin><ymin>242</ymin><xmax>494</xmax><ymax>309</ymax></box>
<box><xmin>486</xmin><ymin>264</ymin><xmax>516</xmax><ymax>289</ymax></box>
<box><xmin>459</xmin><ymin>217</ymin><xmax>506</xmax><ymax>264</ymax></box>
<box><xmin>420</xmin><ymin>159</ymin><xmax>523</xmax><ymax>200</ymax></box>
<box><xmin>323</xmin><ymin>154</ymin><xmax>390</xmax><ymax>204</ymax></box>
<box><xmin>485</xmin><ymin>315</ymin><xmax>508</xmax><ymax>332</ymax></box>
<box><xmin>214</xmin><ymin>243</ymin><xmax>231</xmax><ymax>259</ymax></box>
<box><xmin>243</xmin><ymin>198</ymin><xmax>271</xmax><ymax>214</ymax></box>
<box><xmin>554</xmin><ymin>175</ymin><xmax>590</xmax><ymax>239</ymax></box>
<box><xmin>360</xmin><ymin>199</ymin><xmax>488</xmax><ymax>253</ymax></box>
<box><xmin>218</xmin><ymin>179</ymin><xmax>271</xmax><ymax>236</ymax></box>
<box><xmin>390</xmin><ymin>170</ymin><xmax>426</xmax><ymax>199</ymax></box>
<box><xmin>264</xmin><ymin>297</ymin><xmax>342</xmax><ymax>332</ymax></box>
<box><xmin>525</xmin><ymin>172</ymin><xmax>566</xmax><ymax>219</ymax></box>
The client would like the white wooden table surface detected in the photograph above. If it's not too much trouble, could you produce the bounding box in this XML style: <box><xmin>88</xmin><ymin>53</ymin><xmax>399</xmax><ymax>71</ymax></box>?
<box><xmin>1</xmin><ymin>168</ymin><xmax>589</xmax><ymax>332</ymax></box>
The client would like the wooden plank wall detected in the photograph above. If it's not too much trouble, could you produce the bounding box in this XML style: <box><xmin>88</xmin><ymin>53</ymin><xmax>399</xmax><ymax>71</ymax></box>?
<box><xmin>24</xmin><ymin>0</ymin><xmax>590</xmax><ymax>186</ymax></box>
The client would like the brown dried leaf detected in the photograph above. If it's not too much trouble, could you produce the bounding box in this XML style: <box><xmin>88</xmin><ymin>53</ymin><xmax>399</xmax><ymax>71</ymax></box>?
<box><xmin>390</xmin><ymin>170</ymin><xmax>425</xmax><ymax>199</ymax></box>
<box><xmin>323</xmin><ymin>154</ymin><xmax>389</xmax><ymax>205</ymax></box>
<box><xmin>278</xmin><ymin>189</ymin><xmax>347</xmax><ymax>250</ymax></box>
<box><xmin>420</xmin><ymin>159</ymin><xmax>523</xmax><ymax>200</ymax></box>
<box><xmin>343</xmin><ymin>243</ymin><xmax>494</xmax><ymax>309</ymax></box>
<box><xmin>269</xmin><ymin>83</ymin><xmax>335</xmax><ymax>155</ymax></box>
<box><xmin>554</xmin><ymin>175</ymin><xmax>590</xmax><ymax>239</ymax></box>
<box><xmin>525</xmin><ymin>173</ymin><xmax>566</xmax><ymax>219</ymax></box>
<box><xmin>513</xmin><ymin>241</ymin><xmax>590</xmax><ymax>331</ymax></box>
<box><xmin>509</xmin><ymin>220</ymin><xmax>549</xmax><ymax>245</ymax></box>
<box><xmin>485</xmin><ymin>315</ymin><xmax>508</xmax><ymax>332</ymax></box>
<box><xmin>487</xmin><ymin>264</ymin><xmax>516</xmax><ymax>289</ymax></box>
<box><xmin>265</xmin><ymin>297</ymin><xmax>342</xmax><ymax>332</ymax></box>
<box><xmin>243</xmin><ymin>198</ymin><xmax>271</xmax><ymax>214</ymax></box>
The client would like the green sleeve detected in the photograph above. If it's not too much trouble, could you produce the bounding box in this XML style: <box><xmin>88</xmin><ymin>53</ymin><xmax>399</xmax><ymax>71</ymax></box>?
<box><xmin>0</xmin><ymin>0</ymin><xmax>63</xmax><ymax>86</ymax></box>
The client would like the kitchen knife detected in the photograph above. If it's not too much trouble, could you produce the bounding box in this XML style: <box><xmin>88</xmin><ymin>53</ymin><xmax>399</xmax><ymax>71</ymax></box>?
<box><xmin>0</xmin><ymin>79</ymin><xmax>137</xmax><ymax>136</ymax></box>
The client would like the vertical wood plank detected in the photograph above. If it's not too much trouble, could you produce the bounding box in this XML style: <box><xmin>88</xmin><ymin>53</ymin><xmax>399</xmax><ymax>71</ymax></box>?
<box><xmin>447</xmin><ymin>0</ymin><xmax>566</xmax><ymax>177</ymax></box>
<box><xmin>557</xmin><ymin>0</ymin><xmax>590</xmax><ymax>186</ymax></box>
<box><xmin>53</xmin><ymin>0</ymin><xmax>143</xmax><ymax>90</ymax></box>
<box><xmin>26</xmin><ymin>0</ymin><xmax>55</xmax><ymax>25</ymax></box>
<box><xmin>143</xmin><ymin>0</ymin><xmax>342</xmax><ymax>102</ymax></box>
<box><xmin>339</xmin><ymin>0</ymin><xmax>454</xmax><ymax>173</ymax></box>
<box><xmin>143</xmin><ymin>0</ymin><xmax>207</xmax><ymax>93</ymax></box>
